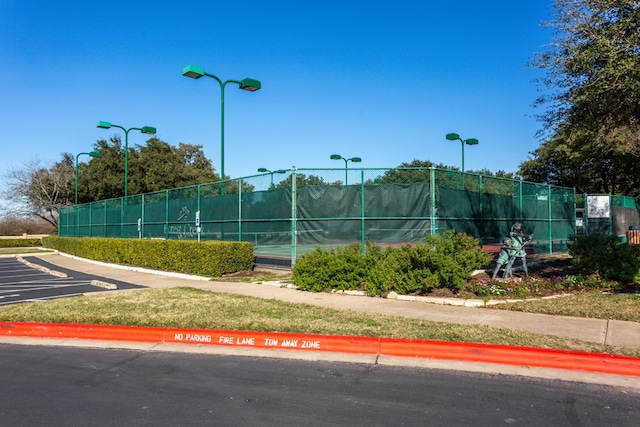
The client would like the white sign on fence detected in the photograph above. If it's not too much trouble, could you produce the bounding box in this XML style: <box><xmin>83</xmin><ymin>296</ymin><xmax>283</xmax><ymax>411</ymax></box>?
<box><xmin>587</xmin><ymin>195</ymin><xmax>610</xmax><ymax>218</ymax></box>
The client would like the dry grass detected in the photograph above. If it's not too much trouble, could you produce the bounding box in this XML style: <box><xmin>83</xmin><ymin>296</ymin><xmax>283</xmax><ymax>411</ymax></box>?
<box><xmin>488</xmin><ymin>291</ymin><xmax>640</xmax><ymax>322</ymax></box>
<box><xmin>0</xmin><ymin>287</ymin><xmax>638</xmax><ymax>358</ymax></box>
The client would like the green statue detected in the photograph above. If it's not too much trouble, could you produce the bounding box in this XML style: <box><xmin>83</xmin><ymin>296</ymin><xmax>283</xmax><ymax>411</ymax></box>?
<box><xmin>492</xmin><ymin>237</ymin><xmax>516</xmax><ymax>279</ymax></box>
<box><xmin>505</xmin><ymin>222</ymin><xmax>533</xmax><ymax>278</ymax></box>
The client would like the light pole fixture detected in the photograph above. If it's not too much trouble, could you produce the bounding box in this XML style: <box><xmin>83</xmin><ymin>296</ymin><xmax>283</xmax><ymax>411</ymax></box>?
<box><xmin>182</xmin><ymin>64</ymin><xmax>261</xmax><ymax>195</ymax></box>
<box><xmin>446</xmin><ymin>132</ymin><xmax>478</xmax><ymax>188</ymax></box>
<box><xmin>75</xmin><ymin>151</ymin><xmax>102</xmax><ymax>205</ymax></box>
<box><xmin>257</xmin><ymin>167</ymin><xmax>287</xmax><ymax>186</ymax></box>
<box><xmin>97</xmin><ymin>121</ymin><xmax>156</xmax><ymax>198</ymax></box>
<box><xmin>330</xmin><ymin>154</ymin><xmax>362</xmax><ymax>185</ymax></box>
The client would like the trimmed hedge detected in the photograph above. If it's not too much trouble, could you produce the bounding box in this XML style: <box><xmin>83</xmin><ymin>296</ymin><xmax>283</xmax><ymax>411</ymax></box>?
<box><xmin>0</xmin><ymin>238</ymin><xmax>42</xmax><ymax>248</ymax></box>
<box><xmin>43</xmin><ymin>236</ymin><xmax>254</xmax><ymax>277</ymax></box>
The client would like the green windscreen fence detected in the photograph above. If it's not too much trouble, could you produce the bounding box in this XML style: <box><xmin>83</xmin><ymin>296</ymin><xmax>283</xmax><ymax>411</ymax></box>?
<box><xmin>60</xmin><ymin>167</ymin><xmax>578</xmax><ymax>264</ymax></box>
<box><xmin>575</xmin><ymin>194</ymin><xmax>640</xmax><ymax>241</ymax></box>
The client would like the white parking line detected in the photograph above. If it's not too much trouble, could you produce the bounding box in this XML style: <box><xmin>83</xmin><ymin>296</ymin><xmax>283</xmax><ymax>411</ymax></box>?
<box><xmin>0</xmin><ymin>258</ymin><xmax>136</xmax><ymax>306</ymax></box>
<box><xmin>1</xmin><ymin>278</ymin><xmax>82</xmax><ymax>286</ymax></box>
<box><xmin>0</xmin><ymin>272</ymin><xmax>48</xmax><ymax>279</ymax></box>
<box><xmin>0</xmin><ymin>282</ymin><xmax>96</xmax><ymax>294</ymax></box>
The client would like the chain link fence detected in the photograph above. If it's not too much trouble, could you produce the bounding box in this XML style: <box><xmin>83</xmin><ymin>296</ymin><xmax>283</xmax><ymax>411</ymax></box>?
<box><xmin>576</xmin><ymin>194</ymin><xmax>640</xmax><ymax>241</ymax></box>
<box><xmin>60</xmin><ymin>167</ymin><xmax>579</xmax><ymax>266</ymax></box>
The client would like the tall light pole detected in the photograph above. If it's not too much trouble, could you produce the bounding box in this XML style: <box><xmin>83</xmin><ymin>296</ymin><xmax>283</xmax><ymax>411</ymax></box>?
<box><xmin>75</xmin><ymin>151</ymin><xmax>102</xmax><ymax>205</ymax></box>
<box><xmin>97</xmin><ymin>121</ymin><xmax>156</xmax><ymax>198</ymax></box>
<box><xmin>258</xmin><ymin>167</ymin><xmax>287</xmax><ymax>187</ymax></box>
<box><xmin>330</xmin><ymin>154</ymin><xmax>362</xmax><ymax>185</ymax></box>
<box><xmin>182</xmin><ymin>64</ymin><xmax>261</xmax><ymax>195</ymax></box>
<box><xmin>446</xmin><ymin>132</ymin><xmax>478</xmax><ymax>188</ymax></box>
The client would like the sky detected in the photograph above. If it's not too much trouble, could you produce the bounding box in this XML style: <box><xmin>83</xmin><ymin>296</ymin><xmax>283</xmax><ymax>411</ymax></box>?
<box><xmin>0</xmin><ymin>0</ymin><xmax>556</xmax><ymax>200</ymax></box>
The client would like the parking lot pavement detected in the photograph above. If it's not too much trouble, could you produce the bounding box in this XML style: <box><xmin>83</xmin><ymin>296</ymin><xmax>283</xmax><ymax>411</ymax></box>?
<box><xmin>0</xmin><ymin>257</ymin><xmax>144</xmax><ymax>306</ymax></box>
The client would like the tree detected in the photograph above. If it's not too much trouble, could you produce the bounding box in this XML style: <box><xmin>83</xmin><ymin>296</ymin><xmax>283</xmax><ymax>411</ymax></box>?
<box><xmin>533</xmin><ymin>0</ymin><xmax>640</xmax><ymax>135</ymax></box>
<box><xmin>520</xmin><ymin>129</ymin><xmax>640</xmax><ymax>194</ymax></box>
<box><xmin>523</xmin><ymin>0</ymin><xmax>640</xmax><ymax>193</ymax></box>
<box><xmin>129</xmin><ymin>138</ymin><xmax>219</xmax><ymax>194</ymax></box>
<box><xmin>2</xmin><ymin>155</ymin><xmax>74</xmax><ymax>228</ymax></box>
<box><xmin>77</xmin><ymin>137</ymin><xmax>125</xmax><ymax>202</ymax></box>
<box><xmin>467</xmin><ymin>168</ymin><xmax>516</xmax><ymax>180</ymax></box>
<box><xmin>77</xmin><ymin>137</ymin><xmax>221</xmax><ymax>202</ymax></box>
<box><xmin>2</xmin><ymin>137</ymin><xmax>226</xmax><ymax>228</ymax></box>
<box><xmin>0</xmin><ymin>214</ymin><xmax>55</xmax><ymax>235</ymax></box>
<box><xmin>274</xmin><ymin>173</ymin><xmax>329</xmax><ymax>189</ymax></box>
<box><xmin>373</xmin><ymin>160</ymin><xmax>443</xmax><ymax>184</ymax></box>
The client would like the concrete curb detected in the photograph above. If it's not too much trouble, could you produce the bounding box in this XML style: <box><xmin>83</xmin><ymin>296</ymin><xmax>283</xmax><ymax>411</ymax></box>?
<box><xmin>256</xmin><ymin>281</ymin><xmax>575</xmax><ymax>307</ymax></box>
<box><xmin>56</xmin><ymin>252</ymin><xmax>212</xmax><ymax>282</ymax></box>
<box><xmin>90</xmin><ymin>280</ymin><xmax>118</xmax><ymax>290</ymax></box>
<box><xmin>17</xmin><ymin>256</ymin><xmax>67</xmax><ymax>278</ymax></box>
<box><xmin>1</xmin><ymin>321</ymin><xmax>639</xmax><ymax>379</ymax></box>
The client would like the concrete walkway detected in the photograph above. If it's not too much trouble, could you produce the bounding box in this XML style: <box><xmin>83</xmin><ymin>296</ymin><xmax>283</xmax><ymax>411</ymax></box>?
<box><xmin>19</xmin><ymin>252</ymin><xmax>640</xmax><ymax>351</ymax></box>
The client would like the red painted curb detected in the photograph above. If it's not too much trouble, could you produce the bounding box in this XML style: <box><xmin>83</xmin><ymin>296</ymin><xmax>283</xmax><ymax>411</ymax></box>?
<box><xmin>1</xmin><ymin>322</ymin><xmax>639</xmax><ymax>378</ymax></box>
<box><xmin>0</xmin><ymin>322</ymin><xmax>382</xmax><ymax>355</ymax></box>
<box><xmin>379</xmin><ymin>338</ymin><xmax>640</xmax><ymax>378</ymax></box>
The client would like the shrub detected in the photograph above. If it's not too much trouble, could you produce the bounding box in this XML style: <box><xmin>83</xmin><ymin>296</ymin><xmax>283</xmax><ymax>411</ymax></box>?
<box><xmin>422</xmin><ymin>230</ymin><xmax>493</xmax><ymax>291</ymax></box>
<box><xmin>0</xmin><ymin>238</ymin><xmax>42</xmax><ymax>248</ymax></box>
<box><xmin>293</xmin><ymin>243</ymin><xmax>368</xmax><ymax>292</ymax></box>
<box><xmin>42</xmin><ymin>236</ymin><xmax>253</xmax><ymax>277</ymax></box>
<box><xmin>293</xmin><ymin>231</ymin><xmax>492</xmax><ymax>295</ymax></box>
<box><xmin>568</xmin><ymin>234</ymin><xmax>640</xmax><ymax>283</ymax></box>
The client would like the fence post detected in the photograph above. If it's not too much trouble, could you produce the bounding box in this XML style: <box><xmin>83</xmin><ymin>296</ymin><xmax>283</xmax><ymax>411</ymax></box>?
<box><xmin>165</xmin><ymin>190</ymin><xmax>169</xmax><ymax>240</ymax></box>
<box><xmin>572</xmin><ymin>187</ymin><xmax>577</xmax><ymax>242</ymax></box>
<box><xmin>120</xmin><ymin>199</ymin><xmax>124</xmax><ymax>238</ymax></box>
<box><xmin>430</xmin><ymin>167</ymin><xmax>436</xmax><ymax>235</ymax></box>
<box><xmin>479</xmin><ymin>174</ymin><xmax>483</xmax><ymax>247</ymax></box>
<box><xmin>197</xmin><ymin>184</ymin><xmax>201</xmax><ymax>242</ymax></box>
<box><xmin>238</xmin><ymin>179</ymin><xmax>242</xmax><ymax>242</ymax></box>
<box><xmin>609</xmin><ymin>193</ymin><xmax>613</xmax><ymax>236</ymax></box>
<box><xmin>88</xmin><ymin>203</ymin><xmax>92</xmax><ymax>237</ymax></box>
<box><xmin>583</xmin><ymin>192</ymin><xmax>588</xmax><ymax>235</ymax></box>
<box><xmin>290</xmin><ymin>166</ymin><xmax>297</xmax><ymax>267</ymax></box>
<box><xmin>547</xmin><ymin>185</ymin><xmax>552</xmax><ymax>254</ymax></box>
<box><xmin>519</xmin><ymin>178</ymin><xmax>523</xmax><ymax>223</ymax></box>
<box><xmin>361</xmin><ymin>169</ymin><xmax>365</xmax><ymax>254</ymax></box>
<box><xmin>75</xmin><ymin>205</ymin><xmax>79</xmax><ymax>237</ymax></box>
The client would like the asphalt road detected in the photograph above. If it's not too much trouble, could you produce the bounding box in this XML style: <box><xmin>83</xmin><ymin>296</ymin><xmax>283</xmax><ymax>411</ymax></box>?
<box><xmin>0</xmin><ymin>257</ymin><xmax>143</xmax><ymax>306</ymax></box>
<box><xmin>0</xmin><ymin>343</ymin><xmax>638</xmax><ymax>426</ymax></box>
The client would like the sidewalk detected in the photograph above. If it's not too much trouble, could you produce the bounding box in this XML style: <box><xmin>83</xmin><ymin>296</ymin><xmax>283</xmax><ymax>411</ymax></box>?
<box><xmin>22</xmin><ymin>252</ymin><xmax>640</xmax><ymax>350</ymax></box>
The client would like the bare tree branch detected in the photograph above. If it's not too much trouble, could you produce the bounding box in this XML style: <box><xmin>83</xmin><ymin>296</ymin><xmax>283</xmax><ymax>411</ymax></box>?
<box><xmin>1</xmin><ymin>156</ymin><xmax>74</xmax><ymax>228</ymax></box>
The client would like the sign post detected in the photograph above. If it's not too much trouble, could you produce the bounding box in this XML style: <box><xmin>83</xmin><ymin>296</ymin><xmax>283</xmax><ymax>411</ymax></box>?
<box><xmin>196</xmin><ymin>210</ymin><xmax>201</xmax><ymax>242</ymax></box>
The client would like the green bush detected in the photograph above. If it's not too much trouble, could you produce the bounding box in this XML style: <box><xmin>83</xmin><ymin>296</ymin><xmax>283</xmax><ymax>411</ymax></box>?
<box><xmin>293</xmin><ymin>231</ymin><xmax>492</xmax><ymax>295</ymax></box>
<box><xmin>0</xmin><ymin>238</ymin><xmax>42</xmax><ymax>248</ymax></box>
<box><xmin>568</xmin><ymin>234</ymin><xmax>640</xmax><ymax>283</ymax></box>
<box><xmin>292</xmin><ymin>243</ymin><xmax>368</xmax><ymax>292</ymax></box>
<box><xmin>43</xmin><ymin>236</ymin><xmax>253</xmax><ymax>277</ymax></box>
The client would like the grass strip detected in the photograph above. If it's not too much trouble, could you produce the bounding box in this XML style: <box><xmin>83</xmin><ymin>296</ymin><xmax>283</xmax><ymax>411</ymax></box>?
<box><xmin>487</xmin><ymin>291</ymin><xmax>640</xmax><ymax>322</ymax></box>
<box><xmin>0</xmin><ymin>287</ymin><xmax>638</xmax><ymax>358</ymax></box>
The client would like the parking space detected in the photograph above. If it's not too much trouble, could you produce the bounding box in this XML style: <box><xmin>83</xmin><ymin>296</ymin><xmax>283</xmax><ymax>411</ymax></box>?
<box><xmin>0</xmin><ymin>257</ymin><xmax>144</xmax><ymax>306</ymax></box>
